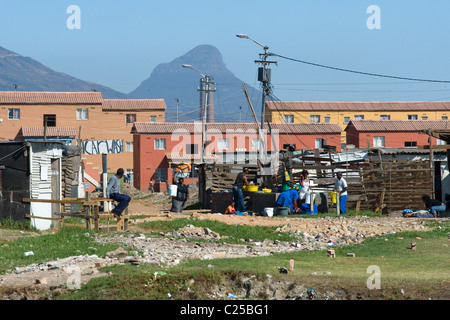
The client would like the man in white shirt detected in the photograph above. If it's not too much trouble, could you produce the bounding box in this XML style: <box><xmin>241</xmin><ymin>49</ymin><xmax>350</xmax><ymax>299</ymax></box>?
<box><xmin>334</xmin><ymin>172</ymin><xmax>348</xmax><ymax>214</ymax></box>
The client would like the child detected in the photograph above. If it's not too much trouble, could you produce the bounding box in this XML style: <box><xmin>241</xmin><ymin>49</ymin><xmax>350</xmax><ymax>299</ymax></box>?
<box><xmin>225</xmin><ymin>202</ymin><xmax>237</xmax><ymax>215</ymax></box>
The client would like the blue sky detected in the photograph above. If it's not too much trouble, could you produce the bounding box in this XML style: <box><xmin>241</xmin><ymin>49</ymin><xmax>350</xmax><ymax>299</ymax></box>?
<box><xmin>1</xmin><ymin>0</ymin><xmax>450</xmax><ymax>103</ymax></box>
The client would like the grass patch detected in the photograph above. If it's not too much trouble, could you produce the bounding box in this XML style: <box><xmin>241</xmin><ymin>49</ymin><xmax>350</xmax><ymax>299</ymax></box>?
<box><xmin>0</xmin><ymin>217</ymin><xmax>38</xmax><ymax>232</ymax></box>
<box><xmin>0</xmin><ymin>226</ymin><xmax>120</xmax><ymax>275</ymax></box>
<box><xmin>58</xmin><ymin>220</ymin><xmax>450</xmax><ymax>300</ymax></box>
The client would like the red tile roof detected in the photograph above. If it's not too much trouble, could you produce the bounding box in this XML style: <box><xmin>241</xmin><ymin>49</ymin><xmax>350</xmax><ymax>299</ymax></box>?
<box><xmin>21</xmin><ymin>127</ymin><xmax>77</xmax><ymax>137</ymax></box>
<box><xmin>266</xmin><ymin>101</ymin><xmax>450</xmax><ymax>111</ymax></box>
<box><xmin>345</xmin><ymin>120</ymin><xmax>450</xmax><ymax>132</ymax></box>
<box><xmin>0</xmin><ymin>92</ymin><xmax>103</xmax><ymax>104</ymax></box>
<box><xmin>102</xmin><ymin>99</ymin><xmax>166</xmax><ymax>111</ymax></box>
<box><xmin>131</xmin><ymin>122</ymin><xmax>342</xmax><ymax>134</ymax></box>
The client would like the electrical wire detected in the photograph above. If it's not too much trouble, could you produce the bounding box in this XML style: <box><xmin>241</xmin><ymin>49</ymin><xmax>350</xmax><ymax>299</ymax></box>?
<box><xmin>270</xmin><ymin>52</ymin><xmax>450</xmax><ymax>84</ymax></box>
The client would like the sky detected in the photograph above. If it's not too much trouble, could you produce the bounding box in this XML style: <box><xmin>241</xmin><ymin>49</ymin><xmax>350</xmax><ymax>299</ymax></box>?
<box><xmin>1</xmin><ymin>0</ymin><xmax>450</xmax><ymax>105</ymax></box>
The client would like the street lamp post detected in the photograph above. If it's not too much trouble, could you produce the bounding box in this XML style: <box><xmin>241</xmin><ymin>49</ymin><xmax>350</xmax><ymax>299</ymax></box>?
<box><xmin>182</xmin><ymin>64</ymin><xmax>216</xmax><ymax>164</ymax></box>
<box><xmin>236</xmin><ymin>34</ymin><xmax>277</xmax><ymax>133</ymax></box>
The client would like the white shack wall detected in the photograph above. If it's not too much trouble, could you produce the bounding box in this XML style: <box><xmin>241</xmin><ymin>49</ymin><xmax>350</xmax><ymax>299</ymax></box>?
<box><xmin>29</xmin><ymin>143</ymin><xmax>63</xmax><ymax>230</ymax></box>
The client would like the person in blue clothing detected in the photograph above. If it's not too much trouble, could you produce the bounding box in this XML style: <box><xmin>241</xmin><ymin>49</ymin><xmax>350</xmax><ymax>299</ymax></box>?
<box><xmin>276</xmin><ymin>189</ymin><xmax>299</xmax><ymax>214</ymax></box>
<box><xmin>106</xmin><ymin>168</ymin><xmax>131</xmax><ymax>218</ymax></box>
<box><xmin>232</xmin><ymin>167</ymin><xmax>250</xmax><ymax>213</ymax></box>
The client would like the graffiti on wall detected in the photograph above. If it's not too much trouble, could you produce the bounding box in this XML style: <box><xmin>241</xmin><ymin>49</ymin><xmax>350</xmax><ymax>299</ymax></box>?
<box><xmin>83</xmin><ymin>139</ymin><xmax>123</xmax><ymax>155</ymax></box>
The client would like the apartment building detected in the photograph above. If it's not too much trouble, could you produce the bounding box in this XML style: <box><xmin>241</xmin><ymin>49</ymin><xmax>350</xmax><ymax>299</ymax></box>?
<box><xmin>0</xmin><ymin>91</ymin><xmax>166</xmax><ymax>189</ymax></box>
<box><xmin>265</xmin><ymin>101</ymin><xmax>450</xmax><ymax>144</ymax></box>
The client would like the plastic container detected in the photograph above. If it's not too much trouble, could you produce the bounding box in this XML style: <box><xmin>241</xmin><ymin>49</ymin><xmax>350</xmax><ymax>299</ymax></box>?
<box><xmin>262</xmin><ymin>188</ymin><xmax>272</xmax><ymax>193</ymax></box>
<box><xmin>168</xmin><ymin>184</ymin><xmax>178</xmax><ymax>197</ymax></box>
<box><xmin>244</xmin><ymin>185</ymin><xmax>259</xmax><ymax>192</ymax></box>
<box><xmin>331</xmin><ymin>191</ymin><xmax>337</xmax><ymax>204</ymax></box>
<box><xmin>275</xmin><ymin>207</ymin><xmax>290</xmax><ymax>216</ymax></box>
<box><xmin>264</xmin><ymin>207</ymin><xmax>274</xmax><ymax>217</ymax></box>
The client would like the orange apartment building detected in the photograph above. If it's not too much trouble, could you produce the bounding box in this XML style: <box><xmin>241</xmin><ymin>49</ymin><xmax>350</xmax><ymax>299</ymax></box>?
<box><xmin>0</xmin><ymin>91</ymin><xmax>166</xmax><ymax>189</ymax></box>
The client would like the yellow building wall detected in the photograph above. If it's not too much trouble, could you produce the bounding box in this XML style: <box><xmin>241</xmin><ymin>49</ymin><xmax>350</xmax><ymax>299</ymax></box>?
<box><xmin>267</xmin><ymin>110</ymin><xmax>450</xmax><ymax>144</ymax></box>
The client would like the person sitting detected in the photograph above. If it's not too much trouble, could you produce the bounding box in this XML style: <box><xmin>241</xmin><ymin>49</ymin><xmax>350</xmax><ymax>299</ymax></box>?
<box><xmin>422</xmin><ymin>195</ymin><xmax>445</xmax><ymax>218</ymax></box>
<box><xmin>224</xmin><ymin>201</ymin><xmax>237</xmax><ymax>215</ymax></box>
<box><xmin>276</xmin><ymin>189</ymin><xmax>299</xmax><ymax>214</ymax></box>
<box><xmin>106</xmin><ymin>168</ymin><xmax>131</xmax><ymax>219</ymax></box>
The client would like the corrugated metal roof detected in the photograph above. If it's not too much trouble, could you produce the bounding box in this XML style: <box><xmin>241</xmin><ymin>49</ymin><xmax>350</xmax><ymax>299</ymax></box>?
<box><xmin>131</xmin><ymin>122</ymin><xmax>342</xmax><ymax>134</ymax></box>
<box><xmin>0</xmin><ymin>92</ymin><xmax>103</xmax><ymax>104</ymax></box>
<box><xmin>345</xmin><ymin>120</ymin><xmax>450</xmax><ymax>132</ymax></box>
<box><xmin>266</xmin><ymin>101</ymin><xmax>450</xmax><ymax>111</ymax></box>
<box><xmin>102</xmin><ymin>99</ymin><xmax>166</xmax><ymax>111</ymax></box>
<box><xmin>22</xmin><ymin>127</ymin><xmax>77</xmax><ymax>137</ymax></box>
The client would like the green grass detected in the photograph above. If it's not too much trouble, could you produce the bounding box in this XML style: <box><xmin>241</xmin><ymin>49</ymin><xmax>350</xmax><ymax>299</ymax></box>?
<box><xmin>0</xmin><ymin>217</ymin><xmax>38</xmax><ymax>231</ymax></box>
<box><xmin>0</xmin><ymin>226</ymin><xmax>120</xmax><ymax>275</ymax></box>
<box><xmin>57</xmin><ymin>220</ymin><xmax>450</xmax><ymax>300</ymax></box>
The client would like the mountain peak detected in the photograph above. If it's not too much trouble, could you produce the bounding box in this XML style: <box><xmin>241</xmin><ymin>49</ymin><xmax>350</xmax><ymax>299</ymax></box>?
<box><xmin>130</xmin><ymin>44</ymin><xmax>260</xmax><ymax>122</ymax></box>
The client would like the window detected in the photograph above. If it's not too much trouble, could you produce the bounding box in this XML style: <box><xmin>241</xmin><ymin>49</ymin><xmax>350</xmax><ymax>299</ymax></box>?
<box><xmin>315</xmin><ymin>138</ymin><xmax>327</xmax><ymax>149</ymax></box>
<box><xmin>343</xmin><ymin>117</ymin><xmax>350</xmax><ymax>124</ymax></box>
<box><xmin>373</xmin><ymin>136</ymin><xmax>385</xmax><ymax>147</ymax></box>
<box><xmin>150</xmin><ymin>116</ymin><xmax>157</xmax><ymax>122</ymax></box>
<box><xmin>43</xmin><ymin>114</ymin><xmax>56</xmax><ymax>127</ymax></box>
<box><xmin>354</xmin><ymin>115</ymin><xmax>364</xmax><ymax>120</ymax></box>
<box><xmin>126</xmin><ymin>114</ymin><xmax>136</xmax><ymax>124</ymax></box>
<box><xmin>126</xmin><ymin>141</ymin><xmax>133</xmax><ymax>152</ymax></box>
<box><xmin>380</xmin><ymin>114</ymin><xmax>390</xmax><ymax>120</ymax></box>
<box><xmin>284</xmin><ymin>115</ymin><xmax>294</xmax><ymax>123</ymax></box>
<box><xmin>252</xmin><ymin>138</ymin><xmax>261</xmax><ymax>150</ymax></box>
<box><xmin>310</xmin><ymin>115</ymin><xmax>320</xmax><ymax>123</ymax></box>
<box><xmin>324</xmin><ymin>117</ymin><xmax>330</xmax><ymax>123</ymax></box>
<box><xmin>76</xmin><ymin>108</ymin><xmax>89</xmax><ymax>120</ymax></box>
<box><xmin>186</xmin><ymin>144</ymin><xmax>198</xmax><ymax>154</ymax></box>
<box><xmin>442</xmin><ymin>116</ymin><xmax>448</xmax><ymax>120</ymax></box>
<box><xmin>154</xmin><ymin>138</ymin><xmax>166</xmax><ymax>150</ymax></box>
<box><xmin>154</xmin><ymin>168</ymin><xmax>167</xmax><ymax>183</ymax></box>
<box><xmin>404</xmin><ymin>141</ymin><xmax>417</xmax><ymax>147</ymax></box>
<box><xmin>408</xmin><ymin>114</ymin><xmax>418</xmax><ymax>120</ymax></box>
<box><xmin>8</xmin><ymin>108</ymin><xmax>20</xmax><ymax>120</ymax></box>
<box><xmin>421</xmin><ymin>116</ymin><xmax>428</xmax><ymax>120</ymax></box>
<box><xmin>217</xmin><ymin>138</ymin><xmax>229</xmax><ymax>150</ymax></box>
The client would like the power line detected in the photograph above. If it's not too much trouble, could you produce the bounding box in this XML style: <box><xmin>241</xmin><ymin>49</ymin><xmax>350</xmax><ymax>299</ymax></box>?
<box><xmin>270</xmin><ymin>52</ymin><xmax>450</xmax><ymax>84</ymax></box>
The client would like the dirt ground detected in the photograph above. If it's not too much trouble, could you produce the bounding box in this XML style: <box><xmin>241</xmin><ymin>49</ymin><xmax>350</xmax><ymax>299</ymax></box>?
<box><xmin>0</xmin><ymin>190</ymin><xmax>447</xmax><ymax>300</ymax></box>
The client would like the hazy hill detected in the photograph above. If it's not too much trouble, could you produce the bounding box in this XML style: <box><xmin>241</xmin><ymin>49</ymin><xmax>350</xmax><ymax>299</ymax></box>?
<box><xmin>0</xmin><ymin>45</ymin><xmax>128</xmax><ymax>99</ymax></box>
<box><xmin>129</xmin><ymin>45</ymin><xmax>262</xmax><ymax>123</ymax></box>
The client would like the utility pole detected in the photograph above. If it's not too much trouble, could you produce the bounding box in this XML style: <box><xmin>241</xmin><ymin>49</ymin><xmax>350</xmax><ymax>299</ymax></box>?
<box><xmin>175</xmin><ymin>98</ymin><xmax>179</xmax><ymax>123</ymax></box>
<box><xmin>198</xmin><ymin>75</ymin><xmax>216</xmax><ymax>163</ymax></box>
<box><xmin>255</xmin><ymin>45</ymin><xmax>277</xmax><ymax>133</ymax></box>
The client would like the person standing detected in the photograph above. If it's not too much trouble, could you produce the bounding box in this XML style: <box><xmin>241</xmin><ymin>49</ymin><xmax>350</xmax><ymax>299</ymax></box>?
<box><xmin>232</xmin><ymin>167</ymin><xmax>249</xmax><ymax>213</ymax></box>
<box><xmin>299</xmin><ymin>169</ymin><xmax>311</xmax><ymax>204</ymax></box>
<box><xmin>106</xmin><ymin>168</ymin><xmax>131</xmax><ymax>218</ymax></box>
<box><xmin>281</xmin><ymin>165</ymin><xmax>294</xmax><ymax>191</ymax></box>
<box><xmin>334</xmin><ymin>172</ymin><xmax>348</xmax><ymax>215</ymax></box>
<box><xmin>170</xmin><ymin>178</ymin><xmax>189</xmax><ymax>213</ymax></box>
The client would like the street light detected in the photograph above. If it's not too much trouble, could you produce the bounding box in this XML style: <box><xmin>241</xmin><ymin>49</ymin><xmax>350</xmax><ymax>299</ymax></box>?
<box><xmin>236</xmin><ymin>33</ymin><xmax>276</xmax><ymax>132</ymax></box>
<box><xmin>182</xmin><ymin>64</ymin><xmax>216</xmax><ymax>164</ymax></box>
<box><xmin>236</xmin><ymin>34</ymin><xmax>267</xmax><ymax>50</ymax></box>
